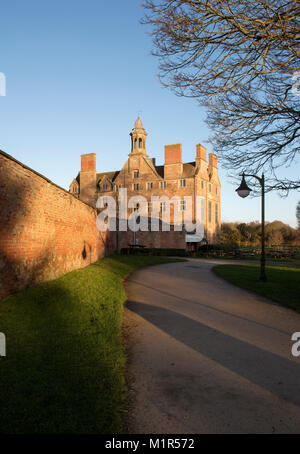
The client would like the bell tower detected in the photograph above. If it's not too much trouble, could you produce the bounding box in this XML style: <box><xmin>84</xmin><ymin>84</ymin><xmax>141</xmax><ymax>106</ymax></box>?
<box><xmin>129</xmin><ymin>116</ymin><xmax>148</xmax><ymax>156</ymax></box>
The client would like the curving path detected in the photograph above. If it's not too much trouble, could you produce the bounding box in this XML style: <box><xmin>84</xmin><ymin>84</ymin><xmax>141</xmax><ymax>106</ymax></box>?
<box><xmin>123</xmin><ymin>259</ymin><xmax>300</xmax><ymax>434</ymax></box>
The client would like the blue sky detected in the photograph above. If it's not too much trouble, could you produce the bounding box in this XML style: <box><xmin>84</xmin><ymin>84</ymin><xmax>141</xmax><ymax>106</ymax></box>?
<box><xmin>0</xmin><ymin>0</ymin><xmax>299</xmax><ymax>227</ymax></box>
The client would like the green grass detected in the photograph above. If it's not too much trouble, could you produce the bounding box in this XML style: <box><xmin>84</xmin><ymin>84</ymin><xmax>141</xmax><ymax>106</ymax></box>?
<box><xmin>213</xmin><ymin>264</ymin><xmax>300</xmax><ymax>312</ymax></box>
<box><xmin>0</xmin><ymin>254</ymin><xmax>183</xmax><ymax>434</ymax></box>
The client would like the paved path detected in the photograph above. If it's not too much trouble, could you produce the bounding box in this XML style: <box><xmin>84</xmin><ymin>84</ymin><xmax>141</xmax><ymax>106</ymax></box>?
<box><xmin>123</xmin><ymin>259</ymin><xmax>300</xmax><ymax>434</ymax></box>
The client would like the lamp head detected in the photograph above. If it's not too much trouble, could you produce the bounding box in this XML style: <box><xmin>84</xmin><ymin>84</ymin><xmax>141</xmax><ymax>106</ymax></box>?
<box><xmin>236</xmin><ymin>173</ymin><xmax>252</xmax><ymax>198</ymax></box>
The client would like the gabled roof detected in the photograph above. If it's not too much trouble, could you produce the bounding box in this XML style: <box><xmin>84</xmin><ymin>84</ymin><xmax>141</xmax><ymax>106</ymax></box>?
<box><xmin>182</xmin><ymin>162</ymin><xmax>196</xmax><ymax>177</ymax></box>
<box><xmin>96</xmin><ymin>171</ymin><xmax>120</xmax><ymax>184</ymax></box>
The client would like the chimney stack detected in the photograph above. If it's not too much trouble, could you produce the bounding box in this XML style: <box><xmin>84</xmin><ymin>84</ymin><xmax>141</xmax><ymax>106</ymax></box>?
<box><xmin>208</xmin><ymin>153</ymin><xmax>218</xmax><ymax>168</ymax></box>
<box><xmin>164</xmin><ymin>144</ymin><xmax>183</xmax><ymax>178</ymax></box>
<box><xmin>81</xmin><ymin>153</ymin><xmax>96</xmax><ymax>172</ymax></box>
<box><xmin>164</xmin><ymin>144</ymin><xmax>182</xmax><ymax>164</ymax></box>
<box><xmin>80</xmin><ymin>153</ymin><xmax>96</xmax><ymax>205</ymax></box>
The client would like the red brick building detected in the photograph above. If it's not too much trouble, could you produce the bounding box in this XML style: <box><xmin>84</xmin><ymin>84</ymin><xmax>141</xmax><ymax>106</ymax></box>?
<box><xmin>69</xmin><ymin>117</ymin><xmax>221</xmax><ymax>248</ymax></box>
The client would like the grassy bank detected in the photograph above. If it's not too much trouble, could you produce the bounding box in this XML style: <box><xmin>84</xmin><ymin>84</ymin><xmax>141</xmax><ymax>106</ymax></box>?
<box><xmin>213</xmin><ymin>264</ymin><xmax>300</xmax><ymax>312</ymax></box>
<box><xmin>0</xmin><ymin>255</ymin><xmax>183</xmax><ymax>434</ymax></box>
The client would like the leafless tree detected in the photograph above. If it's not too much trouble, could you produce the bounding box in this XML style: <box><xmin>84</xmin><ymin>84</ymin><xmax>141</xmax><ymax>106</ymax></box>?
<box><xmin>143</xmin><ymin>0</ymin><xmax>300</xmax><ymax>192</ymax></box>
<box><xmin>297</xmin><ymin>200</ymin><xmax>300</xmax><ymax>228</ymax></box>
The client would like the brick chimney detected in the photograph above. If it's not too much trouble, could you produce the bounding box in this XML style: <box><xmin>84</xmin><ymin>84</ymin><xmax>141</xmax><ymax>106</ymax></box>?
<box><xmin>80</xmin><ymin>153</ymin><xmax>96</xmax><ymax>205</ymax></box>
<box><xmin>81</xmin><ymin>153</ymin><xmax>96</xmax><ymax>172</ymax></box>
<box><xmin>208</xmin><ymin>153</ymin><xmax>217</xmax><ymax>168</ymax></box>
<box><xmin>195</xmin><ymin>144</ymin><xmax>207</xmax><ymax>168</ymax></box>
<box><xmin>164</xmin><ymin>144</ymin><xmax>183</xmax><ymax>178</ymax></box>
<box><xmin>208</xmin><ymin>152</ymin><xmax>219</xmax><ymax>182</ymax></box>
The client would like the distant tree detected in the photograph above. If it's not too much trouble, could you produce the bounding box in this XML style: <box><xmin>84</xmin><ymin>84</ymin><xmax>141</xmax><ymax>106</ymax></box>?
<box><xmin>143</xmin><ymin>0</ymin><xmax>300</xmax><ymax>192</ymax></box>
<box><xmin>265</xmin><ymin>224</ymin><xmax>284</xmax><ymax>246</ymax></box>
<box><xmin>220</xmin><ymin>220</ymin><xmax>300</xmax><ymax>246</ymax></box>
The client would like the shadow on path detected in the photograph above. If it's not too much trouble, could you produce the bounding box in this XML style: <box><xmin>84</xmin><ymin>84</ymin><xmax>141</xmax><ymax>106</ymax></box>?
<box><xmin>127</xmin><ymin>300</ymin><xmax>300</xmax><ymax>407</ymax></box>
<box><xmin>128</xmin><ymin>278</ymin><xmax>291</xmax><ymax>336</ymax></box>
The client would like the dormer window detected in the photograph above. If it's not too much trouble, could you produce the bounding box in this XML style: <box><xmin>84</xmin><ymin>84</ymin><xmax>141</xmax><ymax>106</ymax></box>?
<box><xmin>147</xmin><ymin>182</ymin><xmax>153</xmax><ymax>190</ymax></box>
<box><xmin>180</xmin><ymin>179</ymin><xmax>186</xmax><ymax>187</ymax></box>
<box><xmin>160</xmin><ymin>181</ymin><xmax>166</xmax><ymax>189</ymax></box>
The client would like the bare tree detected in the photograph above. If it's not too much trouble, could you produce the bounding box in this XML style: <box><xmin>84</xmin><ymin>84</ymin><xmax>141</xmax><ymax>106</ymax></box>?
<box><xmin>143</xmin><ymin>0</ymin><xmax>300</xmax><ymax>192</ymax></box>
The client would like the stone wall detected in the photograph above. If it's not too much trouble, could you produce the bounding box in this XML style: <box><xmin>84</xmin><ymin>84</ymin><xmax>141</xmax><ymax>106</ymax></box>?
<box><xmin>0</xmin><ymin>150</ymin><xmax>115</xmax><ymax>300</ymax></box>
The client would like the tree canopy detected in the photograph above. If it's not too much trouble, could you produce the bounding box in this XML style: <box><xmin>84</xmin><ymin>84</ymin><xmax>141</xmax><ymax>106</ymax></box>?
<box><xmin>143</xmin><ymin>0</ymin><xmax>300</xmax><ymax>192</ymax></box>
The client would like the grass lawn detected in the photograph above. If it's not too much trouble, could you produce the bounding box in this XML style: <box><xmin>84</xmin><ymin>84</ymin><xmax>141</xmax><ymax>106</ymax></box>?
<box><xmin>0</xmin><ymin>254</ymin><xmax>183</xmax><ymax>434</ymax></box>
<box><xmin>213</xmin><ymin>264</ymin><xmax>300</xmax><ymax>312</ymax></box>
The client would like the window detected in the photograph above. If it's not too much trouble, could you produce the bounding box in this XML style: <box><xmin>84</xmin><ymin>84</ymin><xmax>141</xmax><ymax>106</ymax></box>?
<box><xmin>215</xmin><ymin>203</ymin><xmax>218</xmax><ymax>224</ymax></box>
<box><xmin>133</xmin><ymin>183</ymin><xmax>139</xmax><ymax>191</ymax></box>
<box><xmin>139</xmin><ymin>138</ymin><xmax>143</xmax><ymax>148</ymax></box>
<box><xmin>180</xmin><ymin>200</ymin><xmax>186</xmax><ymax>211</ymax></box>
<box><xmin>134</xmin><ymin>170</ymin><xmax>139</xmax><ymax>178</ymax></box>
<box><xmin>160</xmin><ymin>201</ymin><xmax>166</xmax><ymax>212</ymax></box>
<box><xmin>180</xmin><ymin>179</ymin><xmax>186</xmax><ymax>187</ymax></box>
<box><xmin>201</xmin><ymin>198</ymin><xmax>205</xmax><ymax>223</ymax></box>
<box><xmin>201</xmin><ymin>180</ymin><xmax>204</xmax><ymax>190</ymax></box>
<box><xmin>147</xmin><ymin>182</ymin><xmax>153</xmax><ymax>190</ymax></box>
<box><xmin>134</xmin><ymin>138</ymin><xmax>137</xmax><ymax>149</ymax></box>
<box><xmin>115</xmin><ymin>184</ymin><xmax>121</xmax><ymax>192</ymax></box>
<box><xmin>103</xmin><ymin>184</ymin><xmax>108</xmax><ymax>190</ymax></box>
<box><xmin>215</xmin><ymin>187</ymin><xmax>218</xmax><ymax>195</ymax></box>
<box><xmin>160</xmin><ymin>181</ymin><xmax>166</xmax><ymax>189</ymax></box>
<box><xmin>208</xmin><ymin>201</ymin><xmax>212</xmax><ymax>223</ymax></box>
<box><xmin>209</xmin><ymin>183</ymin><xmax>211</xmax><ymax>193</ymax></box>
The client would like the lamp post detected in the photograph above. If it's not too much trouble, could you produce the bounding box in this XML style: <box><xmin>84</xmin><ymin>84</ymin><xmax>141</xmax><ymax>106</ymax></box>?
<box><xmin>235</xmin><ymin>173</ymin><xmax>267</xmax><ymax>282</ymax></box>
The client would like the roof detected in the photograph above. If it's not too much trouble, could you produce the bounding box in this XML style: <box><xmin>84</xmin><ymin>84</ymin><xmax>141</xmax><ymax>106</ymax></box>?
<box><xmin>131</xmin><ymin>116</ymin><xmax>146</xmax><ymax>133</ymax></box>
<box><xmin>182</xmin><ymin>161</ymin><xmax>196</xmax><ymax>177</ymax></box>
<box><xmin>75</xmin><ymin>160</ymin><xmax>196</xmax><ymax>187</ymax></box>
<box><xmin>96</xmin><ymin>170</ymin><xmax>120</xmax><ymax>183</ymax></box>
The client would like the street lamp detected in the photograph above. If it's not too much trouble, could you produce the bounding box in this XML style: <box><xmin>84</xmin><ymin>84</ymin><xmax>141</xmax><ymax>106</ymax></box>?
<box><xmin>236</xmin><ymin>173</ymin><xmax>267</xmax><ymax>282</ymax></box>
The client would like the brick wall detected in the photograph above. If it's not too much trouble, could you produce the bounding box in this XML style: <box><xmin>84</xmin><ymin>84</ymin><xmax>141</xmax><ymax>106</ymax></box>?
<box><xmin>0</xmin><ymin>150</ymin><xmax>115</xmax><ymax>300</ymax></box>
<box><xmin>118</xmin><ymin>228</ymin><xmax>186</xmax><ymax>250</ymax></box>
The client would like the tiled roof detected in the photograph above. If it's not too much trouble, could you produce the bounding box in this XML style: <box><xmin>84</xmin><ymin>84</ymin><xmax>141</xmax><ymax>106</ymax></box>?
<box><xmin>182</xmin><ymin>162</ymin><xmax>196</xmax><ymax>177</ymax></box>
<box><xmin>96</xmin><ymin>171</ymin><xmax>120</xmax><ymax>183</ymax></box>
<box><xmin>77</xmin><ymin>161</ymin><xmax>196</xmax><ymax>186</ymax></box>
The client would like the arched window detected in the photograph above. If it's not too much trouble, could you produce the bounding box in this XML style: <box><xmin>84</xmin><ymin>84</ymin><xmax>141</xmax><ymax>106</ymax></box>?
<box><xmin>139</xmin><ymin>138</ymin><xmax>143</xmax><ymax>148</ymax></box>
<box><xmin>134</xmin><ymin>138</ymin><xmax>137</xmax><ymax>149</ymax></box>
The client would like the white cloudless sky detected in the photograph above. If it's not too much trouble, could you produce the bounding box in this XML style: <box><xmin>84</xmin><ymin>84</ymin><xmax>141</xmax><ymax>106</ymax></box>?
<box><xmin>0</xmin><ymin>0</ymin><xmax>299</xmax><ymax>226</ymax></box>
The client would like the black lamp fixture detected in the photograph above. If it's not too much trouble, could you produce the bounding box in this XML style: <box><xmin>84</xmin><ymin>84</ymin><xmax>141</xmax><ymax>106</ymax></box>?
<box><xmin>235</xmin><ymin>173</ymin><xmax>252</xmax><ymax>199</ymax></box>
<box><xmin>235</xmin><ymin>172</ymin><xmax>267</xmax><ymax>282</ymax></box>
